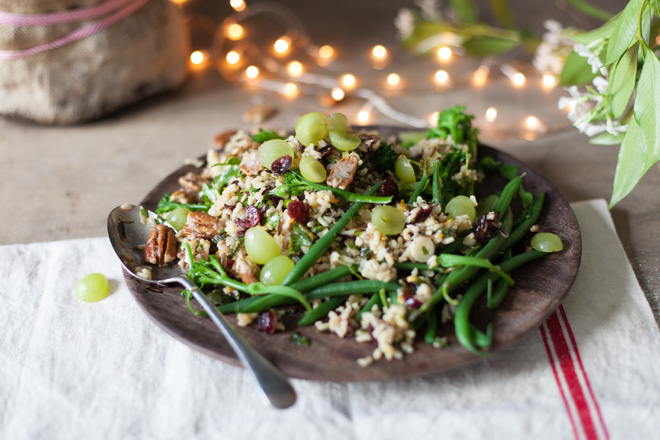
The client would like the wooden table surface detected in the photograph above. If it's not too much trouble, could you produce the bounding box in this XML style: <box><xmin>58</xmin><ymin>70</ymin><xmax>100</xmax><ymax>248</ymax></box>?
<box><xmin>1</xmin><ymin>0</ymin><xmax>655</xmax><ymax>326</ymax></box>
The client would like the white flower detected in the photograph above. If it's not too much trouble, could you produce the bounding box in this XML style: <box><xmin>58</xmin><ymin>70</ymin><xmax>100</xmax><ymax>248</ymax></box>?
<box><xmin>606</xmin><ymin>118</ymin><xmax>627</xmax><ymax>136</ymax></box>
<box><xmin>592</xmin><ymin>76</ymin><xmax>608</xmax><ymax>94</ymax></box>
<box><xmin>395</xmin><ymin>8</ymin><xmax>415</xmax><ymax>40</ymax></box>
<box><xmin>415</xmin><ymin>0</ymin><xmax>441</xmax><ymax>21</ymax></box>
<box><xmin>533</xmin><ymin>20</ymin><xmax>577</xmax><ymax>75</ymax></box>
<box><xmin>583</xmin><ymin>123</ymin><xmax>607</xmax><ymax>137</ymax></box>
<box><xmin>558</xmin><ymin>86</ymin><xmax>586</xmax><ymax>122</ymax></box>
<box><xmin>574</xmin><ymin>39</ymin><xmax>608</xmax><ymax>75</ymax></box>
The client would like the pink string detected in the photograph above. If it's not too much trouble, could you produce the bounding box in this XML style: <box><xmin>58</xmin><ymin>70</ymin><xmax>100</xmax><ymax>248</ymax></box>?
<box><xmin>0</xmin><ymin>0</ymin><xmax>139</xmax><ymax>26</ymax></box>
<box><xmin>0</xmin><ymin>0</ymin><xmax>150</xmax><ymax>60</ymax></box>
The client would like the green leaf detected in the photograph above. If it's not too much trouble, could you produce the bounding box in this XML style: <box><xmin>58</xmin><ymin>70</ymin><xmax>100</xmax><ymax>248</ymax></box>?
<box><xmin>489</xmin><ymin>0</ymin><xmax>515</xmax><ymax>29</ymax></box>
<box><xmin>634</xmin><ymin>49</ymin><xmax>660</xmax><ymax>173</ymax></box>
<box><xmin>590</xmin><ymin>131</ymin><xmax>625</xmax><ymax>145</ymax></box>
<box><xmin>565</xmin><ymin>0</ymin><xmax>613</xmax><ymax>21</ymax></box>
<box><xmin>462</xmin><ymin>35</ymin><xmax>519</xmax><ymax>56</ymax></box>
<box><xmin>559</xmin><ymin>50</ymin><xmax>598</xmax><ymax>86</ymax></box>
<box><xmin>450</xmin><ymin>0</ymin><xmax>478</xmax><ymax>24</ymax></box>
<box><xmin>608</xmin><ymin>45</ymin><xmax>638</xmax><ymax>119</ymax></box>
<box><xmin>610</xmin><ymin>117</ymin><xmax>646</xmax><ymax>207</ymax></box>
<box><xmin>604</xmin><ymin>0</ymin><xmax>644</xmax><ymax>65</ymax></box>
<box><xmin>572</xmin><ymin>15</ymin><xmax>619</xmax><ymax>45</ymax></box>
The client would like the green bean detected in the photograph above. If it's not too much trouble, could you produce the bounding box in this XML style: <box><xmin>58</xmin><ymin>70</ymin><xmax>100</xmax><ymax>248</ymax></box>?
<box><xmin>432</xmin><ymin>160</ymin><xmax>442</xmax><ymax>204</ymax></box>
<box><xmin>493</xmin><ymin>173</ymin><xmax>525</xmax><ymax>214</ymax></box>
<box><xmin>408</xmin><ymin>173</ymin><xmax>430</xmax><ymax>205</ymax></box>
<box><xmin>487</xmin><ymin>277</ymin><xmax>510</xmax><ymax>309</ymax></box>
<box><xmin>305</xmin><ymin>280</ymin><xmax>400</xmax><ymax>300</ymax></box>
<box><xmin>393</xmin><ymin>262</ymin><xmax>444</xmax><ymax>272</ymax></box>
<box><xmin>283</xmin><ymin>182</ymin><xmax>383</xmax><ymax>286</ymax></box>
<box><xmin>217</xmin><ymin>296</ymin><xmax>266</xmax><ymax>313</ymax></box>
<box><xmin>289</xmin><ymin>265</ymin><xmax>353</xmax><ymax>292</ymax></box>
<box><xmin>298</xmin><ymin>296</ymin><xmax>348</xmax><ymax>326</ymax></box>
<box><xmin>470</xmin><ymin>323</ymin><xmax>493</xmax><ymax>348</ymax></box>
<box><xmin>355</xmin><ymin>292</ymin><xmax>381</xmax><ymax>321</ymax></box>
<box><xmin>436</xmin><ymin>254</ymin><xmax>514</xmax><ymax>285</ymax></box>
<box><xmin>454</xmin><ymin>249</ymin><xmax>548</xmax><ymax>354</ymax></box>
<box><xmin>424</xmin><ymin>307</ymin><xmax>439</xmax><ymax>344</ymax></box>
<box><xmin>498</xmin><ymin>191</ymin><xmax>545</xmax><ymax>255</ymax></box>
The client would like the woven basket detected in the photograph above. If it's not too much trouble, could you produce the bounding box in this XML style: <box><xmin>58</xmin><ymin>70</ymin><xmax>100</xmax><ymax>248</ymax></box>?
<box><xmin>0</xmin><ymin>0</ymin><xmax>189</xmax><ymax>124</ymax></box>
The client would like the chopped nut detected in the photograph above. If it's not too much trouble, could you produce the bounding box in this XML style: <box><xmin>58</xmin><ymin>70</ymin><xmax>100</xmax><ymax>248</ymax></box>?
<box><xmin>212</xmin><ymin>130</ymin><xmax>238</xmax><ymax>149</ymax></box>
<box><xmin>178</xmin><ymin>172</ymin><xmax>206</xmax><ymax>193</ymax></box>
<box><xmin>243</xmin><ymin>104</ymin><xmax>276</xmax><ymax>124</ymax></box>
<box><xmin>170</xmin><ymin>189</ymin><xmax>195</xmax><ymax>204</ymax></box>
<box><xmin>181</xmin><ymin>212</ymin><xmax>223</xmax><ymax>240</ymax></box>
<box><xmin>239</xmin><ymin>149</ymin><xmax>264</xmax><ymax>176</ymax></box>
<box><xmin>326</xmin><ymin>154</ymin><xmax>358</xmax><ymax>189</ymax></box>
<box><xmin>234</xmin><ymin>251</ymin><xmax>258</xmax><ymax>284</ymax></box>
<box><xmin>144</xmin><ymin>225</ymin><xmax>178</xmax><ymax>267</ymax></box>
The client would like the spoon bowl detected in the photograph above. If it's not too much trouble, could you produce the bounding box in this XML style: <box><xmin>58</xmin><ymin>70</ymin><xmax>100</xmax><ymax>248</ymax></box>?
<box><xmin>107</xmin><ymin>204</ymin><xmax>297</xmax><ymax>409</ymax></box>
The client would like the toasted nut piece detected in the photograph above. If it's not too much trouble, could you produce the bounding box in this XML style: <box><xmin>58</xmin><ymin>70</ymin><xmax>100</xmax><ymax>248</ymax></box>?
<box><xmin>178</xmin><ymin>172</ymin><xmax>206</xmax><ymax>193</ymax></box>
<box><xmin>239</xmin><ymin>149</ymin><xmax>264</xmax><ymax>176</ymax></box>
<box><xmin>144</xmin><ymin>225</ymin><xmax>178</xmax><ymax>267</ymax></box>
<box><xmin>243</xmin><ymin>104</ymin><xmax>275</xmax><ymax>124</ymax></box>
<box><xmin>326</xmin><ymin>154</ymin><xmax>358</xmax><ymax>190</ymax></box>
<box><xmin>181</xmin><ymin>212</ymin><xmax>223</xmax><ymax>240</ymax></box>
<box><xmin>170</xmin><ymin>189</ymin><xmax>195</xmax><ymax>204</ymax></box>
<box><xmin>212</xmin><ymin>130</ymin><xmax>238</xmax><ymax>149</ymax></box>
<box><xmin>234</xmin><ymin>251</ymin><xmax>258</xmax><ymax>284</ymax></box>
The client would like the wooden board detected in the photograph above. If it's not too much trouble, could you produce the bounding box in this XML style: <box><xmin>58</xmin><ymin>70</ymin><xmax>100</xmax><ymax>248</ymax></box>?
<box><xmin>124</xmin><ymin>127</ymin><xmax>581</xmax><ymax>382</ymax></box>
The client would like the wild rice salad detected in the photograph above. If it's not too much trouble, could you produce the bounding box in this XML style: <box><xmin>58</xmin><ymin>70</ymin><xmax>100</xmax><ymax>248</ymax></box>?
<box><xmin>144</xmin><ymin>106</ymin><xmax>564</xmax><ymax>365</ymax></box>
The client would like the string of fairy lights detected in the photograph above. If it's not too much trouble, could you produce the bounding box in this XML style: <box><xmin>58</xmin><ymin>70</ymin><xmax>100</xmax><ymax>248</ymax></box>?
<box><xmin>176</xmin><ymin>0</ymin><xmax>570</xmax><ymax>138</ymax></box>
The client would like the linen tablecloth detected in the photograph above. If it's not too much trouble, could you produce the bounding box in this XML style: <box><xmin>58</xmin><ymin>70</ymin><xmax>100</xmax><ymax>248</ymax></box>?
<box><xmin>1</xmin><ymin>199</ymin><xmax>659</xmax><ymax>439</ymax></box>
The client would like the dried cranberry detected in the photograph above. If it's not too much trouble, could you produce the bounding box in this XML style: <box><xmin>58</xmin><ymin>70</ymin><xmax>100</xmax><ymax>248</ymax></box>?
<box><xmin>475</xmin><ymin>212</ymin><xmax>500</xmax><ymax>243</ymax></box>
<box><xmin>404</xmin><ymin>296</ymin><xmax>422</xmax><ymax>308</ymax></box>
<box><xmin>225</xmin><ymin>204</ymin><xmax>236</xmax><ymax>211</ymax></box>
<box><xmin>257</xmin><ymin>310</ymin><xmax>278</xmax><ymax>334</ymax></box>
<box><xmin>271</xmin><ymin>155</ymin><xmax>292</xmax><ymax>176</ymax></box>
<box><xmin>236</xmin><ymin>206</ymin><xmax>261</xmax><ymax>228</ymax></box>
<box><xmin>412</xmin><ymin>206</ymin><xmax>433</xmax><ymax>223</ymax></box>
<box><xmin>287</xmin><ymin>200</ymin><xmax>309</xmax><ymax>223</ymax></box>
<box><xmin>318</xmin><ymin>146</ymin><xmax>334</xmax><ymax>165</ymax></box>
<box><xmin>379</xmin><ymin>176</ymin><xmax>399</xmax><ymax>198</ymax></box>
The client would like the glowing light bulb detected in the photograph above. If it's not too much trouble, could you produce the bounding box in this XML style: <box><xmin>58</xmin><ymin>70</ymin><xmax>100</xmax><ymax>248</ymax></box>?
<box><xmin>169</xmin><ymin>0</ymin><xmax>186</xmax><ymax>5</ymax></box>
<box><xmin>485</xmin><ymin>107</ymin><xmax>498</xmax><ymax>123</ymax></box>
<box><xmin>428</xmin><ymin>112</ymin><xmax>439</xmax><ymax>126</ymax></box>
<box><xmin>245</xmin><ymin>65</ymin><xmax>259</xmax><ymax>79</ymax></box>
<box><xmin>319</xmin><ymin>45</ymin><xmax>334</xmax><ymax>59</ymax></box>
<box><xmin>372</xmin><ymin>45</ymin><xmax>387</xmax><ymax>60</ymax></box>
<box><xmin>229</xmin><ymin>0</ymin><xmax>245</xmax><ymax>11</ymax></box>
<box><xmin>287</xmin><ymin>60</ymin><xmax>303</xmax><ymax>77</ymax></box>
<box><xmin>512</xmin><ymin>72</ymin><xmax>526</xmax><ymax>87</ymax></box>
<box><xmin>190</xmin><ymin>50</ymin><xmax>205</xmax><ymax>65</ymax></box>
<box><xmin>473</xmin><ymin>65</ymin><xmax>489</xmax><ymax>87</ymax></box>
<box><xmin>283</xmin><ymin>82</ymin><xmax>297</xmax><ymax>98</ymax></box>
<box><xmin>542</xmin><ymin>73</ymin><xmax>556</xmax><ymax>89</ymax></box>
<box><xmin>331</xmin><ymin>87</ymin><xmax>345</xmax><ymax>101</ymax></box>
<box><xmin>274</xmin><ymin>37</ymin><xmax>290</xmax><ymax>54</ymax></box>
<box><xmin>434</xmin><ymin>70</ymin><xmax>449</xmax><ymax>84</ymax></box>
<box><xmin>227</xmin><ymin>23</ymin><xmax>243</xmax><ymax>40</ymax></box>
<box><xmin>226</xmin><ymin>51</ymin><xmax>240</xmax><ymax>64</ymax></box>
<box><xmin>357</xmin><ymin>110</ymin><xmax>370</xmax><ymax>123</ymax></box>
<box><xmin>387</xmin><ymin>73</ymin><xmax>400</xmax><ymax>86</ymax></box>
<box><xmin>437</xmin><ymin>46</ymin><xmax>452</xmax><ymax>61</ymax></box>
<box><xmin>341</xmin><ymin>74</ymin><xmax>356</xmax><ymax>88</ymax></box>
<box><xmin>525</xmin><ymin>115</ymin><xmax>539</xmax><ymax>129</ymax></box>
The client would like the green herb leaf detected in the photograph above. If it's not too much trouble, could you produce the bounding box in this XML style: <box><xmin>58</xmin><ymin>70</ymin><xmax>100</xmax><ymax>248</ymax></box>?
<box><xmin>451</xmin><ymin>0</ymin><xmax>478</xmax><ymax>23</ymax></box>
<box><xmin>462</xmin><ymin>35</ymin><xmax>519</xmax><ymax>56</ymax></box>
<box><xmin>634</xmin><ymin>49</ymin><xmax>660</xmax><ymax>174</ymax></box>
<box><xmin>604</xmin><ymin>0</ymin><xmax>643</xmax><ymax>65</ymax></box>
<box><xmin>559</xmin><ymin>50</ymin><xmax>598</xmax><ymax>86</ymax></box>
<box><xmin>608</xmin><ymin>45</ymin><xmax>638</xmax><ymax>118</ymax></box>
<box><xmin>489</xmin><ymin>0</ymin><xmax>515</xmax><ymax>29</ymax></box>
<box><xmin>566</xmin><ymin>0</ymin><xmax>613</xmax><ymax>21</ymax></box>
<box><xmin>571</xmin><ymin>15</ymin><xmax>619</xmax><ymax>45</ymax></box>
<box><xmin>589</xmin><ymin>131</ymin><xmax>625</xmax><ymax>145</ymax></box>
<box><xmin>252</xmin><ymin>129</ymin><xmax>284</xmax><ymax>143</ymax></box>
<box><xmin>214</xmin><ymin>156</ymin><xmax>242</xmax><ymax>192</ymax></box>
<box><xmin>610</xmin><ymin>117</ymin><xmax>647</xmax><ymax>207</ymax></box>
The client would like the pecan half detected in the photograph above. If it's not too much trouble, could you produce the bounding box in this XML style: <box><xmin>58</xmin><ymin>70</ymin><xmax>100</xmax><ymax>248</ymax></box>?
<box><xmin>212</xmin><ymin>130</ymin><xmax>237</xmax><ymax>149</ymax></box>
<box><xmin>178</xmin><ymin>172</ymin><xmax>206</xmax><ymax>193</ymax></box>
<box><xmin>239</xmin><ymin>149</ymin><xmax>264</xmax><ymax>176</ymax></box>
<box><xmin>326</xmin><ymin>155</ymin><xmax>358</xmax><ymax>190</ymax></box>
<box><xmin>144</xmin><ymin>225</ymin><xmax>178</xmax><ymax>267</ymax></box>
<box><xmin>181</xmin><ymin>212</ymin><xmax>223</xmax><ymax>240</ymax></box>
<box><xmin>170</xmin><ymin>189</ymin><xmax>195</xmax><ymax>204</ymax></box>
<box><xmin>234</xmin><ymin>252</ymin><xmax>258</xmax><ymax>284</ymax></box>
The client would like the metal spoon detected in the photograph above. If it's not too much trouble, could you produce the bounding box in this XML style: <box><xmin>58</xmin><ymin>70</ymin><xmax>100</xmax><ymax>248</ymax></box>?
<box><xmin>107</xmin><ymin>204</ymin><xmax>296</xmax><ymax>409</ymax></box>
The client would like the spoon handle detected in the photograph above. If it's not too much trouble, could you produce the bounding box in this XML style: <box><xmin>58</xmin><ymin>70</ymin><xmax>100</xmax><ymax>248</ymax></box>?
<box><xmin>177</xmin><ymin>277</ymin><xmax>297</xmax><ymax>409</ymax></box>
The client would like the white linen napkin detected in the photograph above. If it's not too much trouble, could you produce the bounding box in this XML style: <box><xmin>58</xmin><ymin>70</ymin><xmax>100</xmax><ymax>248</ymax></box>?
<box><xmin>1</xmin><ymin>199</ymin><xmax>659</xmax><ymax>440</ymax></box>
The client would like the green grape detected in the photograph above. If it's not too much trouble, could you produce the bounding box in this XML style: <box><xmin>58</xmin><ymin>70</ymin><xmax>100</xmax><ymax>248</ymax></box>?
<box><xmin>300</xmin><ymin>156</ymin><xmax>327</xmax><ymax>183</ymax></box>
<box><xmin>445</xmin><ymin>195</ymin><xmax>476</xmax><ymax>222</ymax></box>
<box><xmin>260</xmin><ymin>255</ymin><xmax>295</xmax><ymax>285</ymax></box>
<box><xmin>326</xmin><ymin>112</ymin><xmax>349</xmax><ymax>133</ymax></box>
<box><xmin>531</xmin><ymin>232</ymin><xmax>564</xmax><ymax>252</ymax></box>
<box><xmin>245</xmin><ymin>227</ymin><xmax>282</xmax><ymax>264</ymax></box>
<box><xmin>295</xmin><ymin>112</ymin><xmax>327</xmax><ymax>146</ymax></box>
<box><xmin>328</xmin><ymin>130</ymin><xmax>361</xmax><ymax>152</ymax></box>
<box><xmin>258</xmin><ymin>139</ymin><xmax>294</xmax><ymax>169</ymax></box>
<box><xmin>394</xmin><ymin>155</ymin><xmax>416</xmax><ymax>184</ymax></box>
<box><xmin>371</xmin><ymin>205</ymin><xmax>406</xmax><ymax>236</ymax></box>
<box><xmin>76</xmin><ymin>273</ymin><xmax>110</xmax><ymax>303</ymax></box>
<box><xmin>165</xmin><ymin>207</ymin><xmax>191</xmax><ymax>230</ymax></box>
<box><xmin>475</xmin><ymin>194</ymin><xmax>499</xmax><ymax>218</ymax></box>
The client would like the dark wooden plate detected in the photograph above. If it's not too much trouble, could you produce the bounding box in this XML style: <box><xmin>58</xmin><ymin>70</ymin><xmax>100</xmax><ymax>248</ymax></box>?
<box><xmin>124</xmin><ymin>126</ymin><xmax>581</xmax><ymax>382</ymax></box>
